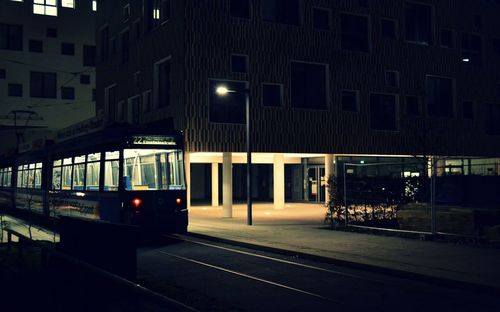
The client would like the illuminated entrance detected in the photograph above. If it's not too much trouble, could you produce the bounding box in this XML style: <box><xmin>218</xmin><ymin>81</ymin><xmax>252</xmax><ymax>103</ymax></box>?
<box><xmin>307</xmin><ymin>166</ymin><xmax>325</xmax><ymax>202</ymax></box>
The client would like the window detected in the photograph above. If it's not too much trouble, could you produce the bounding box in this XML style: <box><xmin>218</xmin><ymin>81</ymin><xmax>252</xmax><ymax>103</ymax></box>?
<box><xmin>143</xmin><ymin>90</ymin><xmax>152</xmax><ymax>112</ymax></box>
<box><xmin>104</xmin><ymin>151</ymin><xmax>120</xmax><ymax>191</ymax></box>
<box><xmin>123</xmin><ymin>149</ymin><xmax>185</xmax><ymax>191</ymax></box>
<box><xmin>120</xmin><ymin>30</ymin><xmax>129</xmax><ymax>64</ymax></box>
<box><xmin>33</xmin><ymin>0</ymin><xmax>58</xmax><ymax>16</ymax></box>
<box><xmin>440</xmin><ymin>29</ymin><xmax>453</xmax><ymax>48</ymax></box>
<box><xmin>99</xmin><ymin>26</ymin><xmax>109</xmax><ymax>61</ymax></box>
<box><xmin>123</xmin><ymin>4</ymin><xmax>130</xmax><ymax>22</ymax></box>
<box><xmin>262</xmin><ymin>0</ymin><xmax>301</xmax><ymax>26</ymax></box>
<box><xmin>341</xmin><ymin>13</ymin><xmax>369</xmax><ymax>52</ymax></box>
<box><xmin>128</xmin><ymin>96</ymin><xmax>141</xmax><ymax>124</ymax></box>
<box><xmin>61</xmin><ymin>158</ymin><xmax>72</xmax><ymax>190</ymax></box>
<box><xmin>291</xmin><ymin>61</ymin><xmax>328</xmax><ymax>110</ymax></box>
<box><xmin>146</xmin><ymin>0</ymin><xmax>170</xmax><ymax>29</ymax></box>
<box><xmin>426</xmin><ymin>76</ymin><xmax>454</xmax><ymax>117</ymax></box>
<box><xmin>262</xmin><ymin>83</ymin><xmax>282</xmax><ymax>107</ymax></box>
<box><xmin>404</xmin><ymin>2</ymin><xmax>433</xmax><ymax>45</ymax></box>
<box><xmin>29</xmin><ymin>39</ymin><xmax>43</xmax><ymax>53</ymax></box>
<box><xmin>61</xmin><ymin>0</ymin><xmax>74</xmax><ymax>8</ymax></box>
<box><xmin>154</xmin><ymin>58</ymin><xmax>171</xmax><ymax>108</ymax></box>
<box><xmin>230</xmin><ymin>0</ymin><xmax>250</xmax><ymax>19</ymax></box>
<box><xmin>381</xmin><ymin>19</ymin><xmax>396</xmax><ymax>40</ymax></box>
<box><xmin>61</xmin><ymin>86</ymin><xmax>75</xmax><ymax>100</ymax></box>
<box><xmin>8</xmin><ymin>83</ymin><xmax>22</xmax><ymax>97</ymax></box>
<box><xmin>17</xmin><ymin>163</ymin><xmax>43</xmax><ymax>189</ymax></box>
<box><xmin>385</xmin><ymin>70</ymin><xmax>399</xmax><ymax>88</ymax></box>
<box><xmin>485</xmin><ymin>103</ymin><xmax>500</xmax><ymax>135</ymax></box>
<box><xmin>461</xmin><ymin>33</ymin><xmax>482</xmax><ymax>66</ymax></box>
<box><xmin>46</xmin><ymin>28</ymin><xmax>57</xmax><ymax>38</ymax></box>
<box><xmin>463</xmin><ymin>101</ymin><xmax>474</xmax><ymax>119</ymax></box>
<box><xmin>341</xmin><ymin>90</ymin><xmax>358</xmax><ymax>112</ymax></box>
<box><xmin>370</xmin><ymin>93</ymin><xmax>398</xmax><ymax>131</ymax></box>
<box><xmin>72</xmin><ymin>155</ymin><xmax>85</xmax><ymax>190</ymax></box>
<box><xmin>86</xmin><ymin>153</ymin><xmax>101</xmax><ymax>191</ymax></box>
<box><xmin>313</xmin><ymin>8</ymin><xmax>331</xmax><ymax>31</ymax></box>
<box><xmin>231</xmin><ymin>54</ymin><xmax>248</xmax><ymax>73</ymax></box>
<box><xmin>116</xmin><ymin>101</ymin><xmax>126</xmax><ymax>121</ymax></box>
<box><xmin>80</xmin><ymin>74</ymin><xmax>90</xmax><ymax>84</ymax></box>
<box><xmin>0</xmin><ymin>24</ymin><xmax>23</xmax><ymax>51</ymax></box>
<box><xmin>83</xmin><ymin>45</ymin><xmax>96</xmax><ymax>67</ymax></box>
<box><xmin>0</xmin><ymin>168</ymin><xmax>12</xmax><ymax>188</ymax></box>
<box><xmin>52</xmin><ymin>159</ymin><xmax>62</xmax><ymax>190</ymax></box>
<box><xmin>405</xmin><ymin>96</ymin><xmax>420</xmax><ymax>116</ymax></box>
<box><xmin>105</xmin><ymin>84</ymin><xmax>116</xmax><ymax>122</ymax></box>
<box><xmin>0</xmin><ymin>68</ymin><xmax>5</xmax><ymax>79</ymax></box>
<box><xmin>61</xmin><ymin>42</ymin><xmax>75</xmax><ymax>55</ymax></box>
<box><xmin>30</xmin><ymin>72</ymin><xmax>56</xmax><ymax>98</ymax></box>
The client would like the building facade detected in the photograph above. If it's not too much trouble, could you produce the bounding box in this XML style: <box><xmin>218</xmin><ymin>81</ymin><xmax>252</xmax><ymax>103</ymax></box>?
<box><xmin>0</xmin><ymin>0</ymin><xmax>97</xmax><ymax>155</ymax></box>
<box><xmin>97</xmin><ymin>0</ymin><xmax>500</xmax><ymax>214</ymax></box>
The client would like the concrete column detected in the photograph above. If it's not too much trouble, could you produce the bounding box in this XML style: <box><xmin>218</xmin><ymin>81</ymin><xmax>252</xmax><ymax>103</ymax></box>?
<box><xmin>222</xmin><ymin>152</ymin><xmax>233</xmax><ymax>218</ymax></box>
<box><xmin>273</xmin><ymin>154</ymin><xmax>285</xmax><ymax>210</ymax></box>
<box><xmin>324</xmin><ymin>154</ymin><xmax>334</xmax><ymax>203</ymax></box>
<box><xmin>211</xmin><ymin>162</ymin><xmax>219</xmax><ymax>207</ymax></box>
<box><xmin>185</xmin><ymin>152</ymin><xmax>191</xmax><ymax>209</ymax></box>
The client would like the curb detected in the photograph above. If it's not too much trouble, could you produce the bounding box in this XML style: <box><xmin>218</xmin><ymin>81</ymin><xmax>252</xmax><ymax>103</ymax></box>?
<box><xmin>184</xmin><ymin>231</ymin><xmax>500</xmax><ymax>296</ymax></box>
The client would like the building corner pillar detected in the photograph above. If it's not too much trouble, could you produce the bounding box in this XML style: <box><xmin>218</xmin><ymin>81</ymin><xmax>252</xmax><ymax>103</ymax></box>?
<box><xmin>324</xmin><ymin>154</ymin><xmax>334</xmax><ymax>203</ymax></box>
<box><xmin>222</xmin><ymin>152</ymin><xmax>233</xmax><ymax>218</ymax></box>
<box><xmin>211</xmin><ymin>162</ymin><xmax>219</xmax><ymax>207</ymax></box>
<box><xmin>273</xmin><ymin>154</ymin><xmax>285</xmax><ymax>210</ymax></box>
<box><xmin>185</xmin><ymin>152</ymin><xmax>191</xmax><ymax>209</ymax></box>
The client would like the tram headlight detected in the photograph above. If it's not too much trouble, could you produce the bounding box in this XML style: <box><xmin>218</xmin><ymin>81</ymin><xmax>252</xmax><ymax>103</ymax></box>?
<box><xmin>132</xmin><ymin>198</ymin><xmax>142</xmax><ymax>209</ymax></box>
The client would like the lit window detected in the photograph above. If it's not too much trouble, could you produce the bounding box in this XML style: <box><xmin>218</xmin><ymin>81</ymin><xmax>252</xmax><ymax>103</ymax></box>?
<box><xmin>93</xmin><ymin>0</ymin><xmax>97</xmax><ymax>12</ymax></box>
<box><xmin>61</xmin><ymin>0</ymin><xmax>74</xmax><ymax>8</ymax></box>
<box><xmin>153</xmin><ymin>9</ymin><xmax>160</xmax><ymax>20</ymax></box>
<box><xmin>33</xmin><ymin>0</ymin><xmax>58</xmax><ymax>16</ymax></box>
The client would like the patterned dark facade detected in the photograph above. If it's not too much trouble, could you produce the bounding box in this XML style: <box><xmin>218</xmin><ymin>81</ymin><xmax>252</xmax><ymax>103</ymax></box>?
<box><xmin>97</xmin><ymin>0</ymin><xmax>500</xmax><ymax>157</ymax></box>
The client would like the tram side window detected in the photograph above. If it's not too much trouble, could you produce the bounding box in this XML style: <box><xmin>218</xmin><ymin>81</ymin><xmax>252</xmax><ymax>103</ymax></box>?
<box><xmin>62</xmin><ymin>158</ymin><xmax>73</xmax><ymax>190</ymax></box>
<box><xmin>17</xmin><ymin>166</ymin><xmax>23</xmax><ymax>188</ymax></box>
<box><xmin>104</xmin><ymin>151</ymin><xmax>119</xmax><ymax>191</ymax></box>
<box><xmin>72</xmin><ymin>155</ymin><xmax>85</xmax><ymax>191</ymax></box>
<box><xmin>16</xmin><ymin>163</ymin><xmax>42</xmax><ymax>189</ymax></box>
<box><xmin>123</xmin><ymin>149</ymin><xmax>186</xmax><ymax>191</ymax></box>
<box><xmin>0</xmin><ymin>167</ymin><xmax>12</xmax><ymax>188</ymax></box>
<box><xmin>52</xmin><ymin>159</ymin><xmax>62</xmax><ymax>190</ymax></box>
<box><xmin>86</xmin><ymin>153</ymin><xmax>101</xmax><ymax>191</ymax></box>
<box><xmin>34</xmin><ymin>163</ymin><xmax>43</xmax><ymax>188</ymax></box>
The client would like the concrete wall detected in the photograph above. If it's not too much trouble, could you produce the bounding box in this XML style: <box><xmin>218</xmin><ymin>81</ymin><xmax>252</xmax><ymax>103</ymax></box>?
<box><xmin>97</xmin><ymin>0</ymin><xmax>500</xmax><ymax>157</ymax></box>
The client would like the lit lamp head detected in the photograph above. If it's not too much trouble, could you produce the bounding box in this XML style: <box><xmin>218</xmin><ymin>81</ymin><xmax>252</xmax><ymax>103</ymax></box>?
<box><xmin>215</xmin><ymin>85</ymin><xmax>233</xmax><ymax>96</ymax></box>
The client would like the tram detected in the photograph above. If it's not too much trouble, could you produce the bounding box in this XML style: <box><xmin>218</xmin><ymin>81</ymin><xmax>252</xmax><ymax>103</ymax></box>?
<box><xmin>0</xmin><ymin>127</ymin><xmax>188</xmax><ymax>233</ymax></box>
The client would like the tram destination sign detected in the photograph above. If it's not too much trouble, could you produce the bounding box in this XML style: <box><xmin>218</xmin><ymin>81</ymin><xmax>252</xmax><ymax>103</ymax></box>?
<box><xmin>132</xmin><ymin>136</ymin><xmax>178</xmax><ymax>146</ymax></box>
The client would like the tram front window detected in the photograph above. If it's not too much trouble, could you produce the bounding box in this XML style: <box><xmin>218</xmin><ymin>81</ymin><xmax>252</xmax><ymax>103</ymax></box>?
<box><xmin>123</xmin><ymin>149</ymin><xmax>186</xmax><ymax>191</ymax></box>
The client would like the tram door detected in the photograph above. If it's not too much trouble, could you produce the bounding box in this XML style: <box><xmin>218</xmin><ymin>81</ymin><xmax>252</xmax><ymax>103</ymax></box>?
<box><xmin>307</xmin><ymin>166</ymin><xmax>325</xmax><ymax>202</ymax></box>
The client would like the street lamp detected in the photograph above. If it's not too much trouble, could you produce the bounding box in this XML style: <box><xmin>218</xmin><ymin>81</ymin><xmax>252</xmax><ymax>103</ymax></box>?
<box><xmin>215</xmin><ymin>84</ymin><xmax>252</xmax><ymax>225</ymax></box>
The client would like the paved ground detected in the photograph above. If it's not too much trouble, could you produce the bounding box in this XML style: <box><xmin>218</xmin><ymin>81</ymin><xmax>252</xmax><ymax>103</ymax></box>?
<box><xmin>188</xmin><ymin>203</ymin><xmax>500</xmax><ymax>289</ymax></box>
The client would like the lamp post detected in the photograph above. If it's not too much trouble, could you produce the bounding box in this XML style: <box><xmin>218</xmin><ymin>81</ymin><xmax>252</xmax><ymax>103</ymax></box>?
<box><xmin>215</xmin><ymin>85</ymin><xmax>252</xmax><ymax>225</ymax></box>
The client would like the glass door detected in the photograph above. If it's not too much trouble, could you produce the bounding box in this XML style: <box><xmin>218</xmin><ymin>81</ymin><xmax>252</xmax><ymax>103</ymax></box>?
<box><xmin>307</xmin><ymin>166</ymin><xmax>325</xmax><ymax>202</ymax></box>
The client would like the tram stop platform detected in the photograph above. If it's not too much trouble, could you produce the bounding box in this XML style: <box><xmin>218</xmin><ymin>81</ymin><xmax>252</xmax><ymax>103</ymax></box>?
<box><xmin>188</xmin><ymin>203</ymin><xmax>500</xmax><ymax>290</ymax></box>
